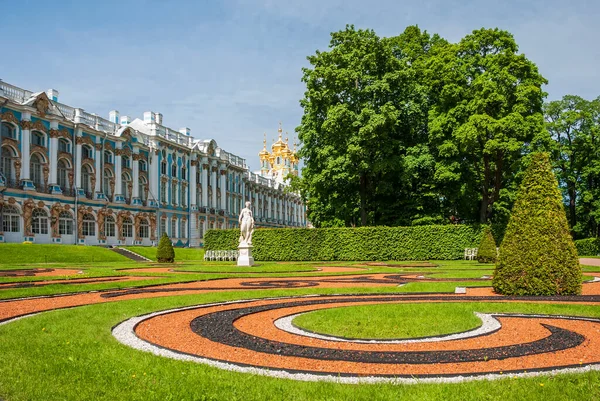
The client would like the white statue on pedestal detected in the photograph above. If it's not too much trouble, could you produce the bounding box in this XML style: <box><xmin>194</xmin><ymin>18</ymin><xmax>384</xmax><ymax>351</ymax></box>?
<box><xmin>239</xmin><ymin>201</ymin><xmax>254</xmax><ymax>245</ymax></box>
<box><xmin>237</xmin><ymin>201</ymin><xmax>255</xmax><ymax>266</ymax></box>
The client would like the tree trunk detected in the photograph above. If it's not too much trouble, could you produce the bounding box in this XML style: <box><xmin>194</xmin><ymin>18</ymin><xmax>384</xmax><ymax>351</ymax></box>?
<box><xmin>360</xmin><ymin>174</ymin><xmax>367</xmax><ymax>226</ymax></box>
<box><xmin>480</xmin><ymin>155</ymin><xmax>491</xmax><ymax>223</ymax></box>
<box><xmin>567</xmin><ymin>181</ymin><xmax>576</xmax><ymax>231</ymax></box>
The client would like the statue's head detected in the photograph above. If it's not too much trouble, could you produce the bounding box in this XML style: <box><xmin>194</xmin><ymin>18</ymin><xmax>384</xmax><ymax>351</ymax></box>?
<box><xmin>245</xmin><ymin>201</ymin><xmax>251</xmax><ymax>208</ymax></box>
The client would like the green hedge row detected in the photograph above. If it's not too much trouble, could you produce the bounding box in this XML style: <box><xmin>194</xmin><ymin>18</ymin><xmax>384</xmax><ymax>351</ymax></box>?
<box><xmin>575</xmin><ymin>238</ymin><xmax>600</xmax><ymax>256</ymax></box>
<box><xmin>204</xmin><ymin>225</ymin><xmax>482</xmax><ymax>261</ymax></box>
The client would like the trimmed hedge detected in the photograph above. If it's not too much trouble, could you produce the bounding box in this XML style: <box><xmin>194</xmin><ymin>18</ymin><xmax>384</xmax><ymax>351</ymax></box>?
<box><xmin>493</xmin><ymin>153</ymin><xmax>581</xmax><ymax>296</ymax></box>
<box><xmin>156</xmin><ymin>233</ymin><xmax>175</xmax><ymax>263</ymax></box>
<box><xmin>575</xmin><ymin>238</ymin><xmax>600</xmax><ymax>256</ymax></box>
<box><xmin>205</xmin><ymin>225</ymin><xmax>482</xmax><ymax>261</ymax></box>
<box><xmin>477</xmin><ymin>226</ymin><xmax>497</xmax><ymax>264</ymax></box>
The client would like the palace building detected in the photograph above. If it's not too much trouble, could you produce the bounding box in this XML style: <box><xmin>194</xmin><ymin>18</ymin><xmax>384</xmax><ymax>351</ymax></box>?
<box><xmin>0</xmin><ymin>79</ymin><xmax>306</xmax><ymax>246</ymax></box>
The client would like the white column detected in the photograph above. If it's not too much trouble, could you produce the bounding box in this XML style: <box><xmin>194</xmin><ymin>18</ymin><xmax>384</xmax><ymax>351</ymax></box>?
<box><xmin>201</xmin><ymin>160</ymin><xmax>209</xmax><ymax>207</ymax></box>
<box><xmin>94</xmin><ymin>137</ymin><xmax>102</xmax><ymax>194</ymax></box>
<box><xmin>253</xmin><ymin>190</ymin><xmax>258</xmax><ymax>218</ymax></box>
<box><xmin>48</xmin><ymin>121</ymin><xmax>59</xmax><ymax>188</ymax></box>
<box><xmin>75</xmin><ymin>129</ymin><xmax>82</xmax><ymax>190</ymax></box>
<box><xmin>267</xmin><ymin>194</ymin><xmax>272</xmax><ymax>219</ymax></box>
<box><xmin>210</xmin><ymin>163</ymin><xmax>217</xmax><ymax>208</ymax></box>
<box><xmin>114</xmin><ymin>141</ymin><xmax>123</xmax><ymax>202</ymax></box>
<box><xmin>20</xmin><ymin>112</ymin><xmax>31</xmax><ymax>186</ymax></box>
<box><xmin>132</xmin><ymin>148</ymin><xmax>140</xmax><ymax>202</ymax></box>
<box><xmin>149</xmin><ymin>149</ymin><xmax>159</xmax><ymax>206</ymax></box>
<box><xmin>190</xmin><ymin>160</ymin><xmax>197</xmax><ymax>207</ymax></box>
<box><xmin>220</xmin><ymin>165</ymin><xmax>226</xmax><ymax>211</ymax></box>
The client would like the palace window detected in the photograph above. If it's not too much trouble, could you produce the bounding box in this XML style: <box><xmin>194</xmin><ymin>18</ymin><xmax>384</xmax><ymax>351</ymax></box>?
<box><xmin>105</xmin><ymin>215</ymin><xmax>115</xmax><ymax>237</ymax></box>
<box><xmin>81</xmin><ymin>165</ymin><xmax>93</xmax><ymax>194</ymax></box>
<box><xmin>180</xmin><ymin>219</ymin><xmax>187</xmax><ymax>239</ymax></box>
<box><xmin>58</xmin><ymin>211</ymin><xmax>73</xmax><ymax>235</ymax></box>
<box><xmin>139</xmin><ymin>178</ymin><xmax>147</xmax><ymax>203</ymax></box>
<box><xmin>1</xmin><ymin>123</ymin><xmax>16</xmax><ymax>139</ymax></box>
<box><xmin>198</xmin><ymin>221</ymin><xmax>204</xmax><ymax>239</ymax></box>
<box><xmin>171</xmin><ymin>163</ymin><xmax>177</xmax><ymax>177</ymax></box>
<box><xmin>138</xmin><ymin>218</ymin><xmax>149</xmax><ymax>239</ymax></box>
<box><xmin>2</xmin><ymin>205</ymin><xmax>20</xmax><ymax>232</ymax></box>
<box><xmin>32</xmin><ymin>131</ymin><xmax>45</xmax><ymax>147</ymax></box>
<box><xmin>58</xmin><ymin>138</ymin><xmax>71</xmax><ymax>153</ymax></box>
<box><xmin>181</xmin><ymin>167</ymin><xmax>186</xmax><ymax>180</ymax></box>
<box><xmin>122</xmin><ymin>156</ymin><xmax>130</xmax><ymax>169</ymax></box>
<box><xmin>32</xmin><ymin>208</ymin><xmax>48</xmax><ymax>235</ymax></box>
<box><xmin>171</xmin><ymin>218</ymin><xmax>177</xmax><ymax>237</ymax></box>
<box><xmin>104</xmin><ymin>151</ymin><xmax>113</xmax><ymax>164</ymax></box>
<box><xmin>30</xmin><ymin>154</ymin><xmax>43</xmax><ymax>188</ymax></box>
<box><xmin>122</xmin><ymin>217</ymin><xmax>133</xmax><ymax>238</ymax></box>
<box><xmin>122</xmin><ymin>172</ymin><xmax>132</xmax><ymax>201</ymax></box>
<box><xmin>103</xmin><ymin>168</ymin><xmax>113</xmax><ymax>199</ymax></box>
<box><xmin>139</xmin><ymin>160</ymin><xmax>147</xmax><ymax>172</ymax></box>
<box><xmin>82</xmin><ymin>213</ymin><xmax>95</xmax><ymax>236</ymax></box>
<box><xmin>1</xmin><ymin>147</ymin><xmax>14</xmax><ymax>181</ymax></box>
<box><xmin>82</xmin><ymin>145</ymin><xmax>92</xmax><ymax>160</ymax></box>
<box><xmin>172</xmin><ymin>182</ymin><xmax>177</xmax><ymax>205</ymax></box>
<box><xmin>160</xmin><ymin>218</ymin><xmax>166</xmax><ymax>237</ymax></box>
<box><xmin>161</xmin><ymin>160</ymin><xmax>167</xmax><ymax>175</ymax></box>
<box><xmin>57</xmin><ymin>159</ymin><xmax>69</xmax><ymax>191</ymax></box>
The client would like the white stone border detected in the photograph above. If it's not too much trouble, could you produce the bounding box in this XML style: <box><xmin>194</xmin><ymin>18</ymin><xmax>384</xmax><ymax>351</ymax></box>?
<box><xmin>110</xmin><ymin>299</ymin><xmax>600</xmax><ymax>384</ymax></box>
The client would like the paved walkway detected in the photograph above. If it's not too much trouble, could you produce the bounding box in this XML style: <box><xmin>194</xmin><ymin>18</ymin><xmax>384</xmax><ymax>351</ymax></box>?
<box><xmin>581</xmin><ymin>258</ymin><xmax>600</xmax><ymax>266</ymax></box>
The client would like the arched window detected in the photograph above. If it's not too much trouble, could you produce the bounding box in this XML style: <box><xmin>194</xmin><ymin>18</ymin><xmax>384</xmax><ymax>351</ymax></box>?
<box><xmin>57</xmin><ymin>159</ymin><xmax>69</xmax><ymax>191</ymax></box>
<box><xmin>32</xmin><ymin>208</ymin><xmax>48</xmax><ymax>235</ymax></box>
<box><xmin>105</xmin><ymin>215</ymin><xmax>115</xmax><ymax>237</ymax></box>
<box><xmin>276</xmin><ymin>156</ymin><xmax>281</xmax><ymax>165</ymax></box>
<box><xmin>103</xmin><ymin>168</ymin><xmax>113</xmax><ymax>199</ymax></box>
<box><xmin>122</xmin><ymin>217</ymin><xmax>133</xmax><ymax>238</ymax></box>
<box><xmin>161</xmin><ymin>158</ymin><xmax>167</xmax><ymax>175</ymax></box>
<box><xmin>1</xmin><ymin>147</ymin><xmax>14</xmax><ymax>181</ymax></box>
<box><xmin>104</xmin><ymin>151</ymin><xmax>113</xmax><ymax>164</ymax></box>
<box><xmin>180</xmin><ymin>219</ymin><xmax>187</xmax><ymax>239</ymax></box>
<box><xmin>139</xmin><ymin>177</ymin><xmax>147</xmax><ymax>203</ymax></box>
<box><xmin>1</xmin><ymin>122</ymin><xmax>16</xmax><ymax>139</ymax></box>
<box><xmin>138</xmin><ymin>218</ymin><xmax>149</xmax><ymax>238</ymax></box>
<box><xmin>160</xmin><ymin>217</ymin><xmax>166</xmax><ymax>237</ymax></box>
<box><xmin>181</xmin><ymin>166</ymin><xmax>186</xmax><ymax>180</ymax></box>
<box><xmin>160</xmin><ymin>183</ymin><xmax>167</xmax><ymax>203</ymax></box>
<box><xmin>171</xmin><ymin>218</ymin><xmax>177</xmax><ymax>237</ymax></box>
<box><xmin>82</xmin><ymin>213</ymin><xmax>95</xmax><ymax>236</ymax></box>
<box><xmin>58</xmin><ymin>138</ymin><xmax>71</xmax><ymax>153</ymax></box>
<box><xmin>81</xmin><ymin>164</ymin><xmax>93</xmax><ymax>195</ymax></box>
<box><xmin>2</xmin><ymin>204</ymin><xmax>20</xmax><ymax>232</ymax></box>
<box><xmin>122</xmin><ymin>156</ymin><xmax>130</xmax><ymax>169</ymax></box>
<box><xmin>122</xmin><ymin>172</ymin><xmax>132</xmax><ymax>201</ymax></box>
<box><xmin>81</xmin><ymin>145</ymin><xmax>92</xmax><ymax>159</ymax></box>
<box><xmin>139</xmin><ymin>160</ymin><xmax>147</xmax><ymax>172</ymax></box>
<box><xmin>59</xmin><ymin>211</ymin><xmax>73</xmax><ymax>235</ymax></box>
<box><xmin>171</xmin><ymin>163</ymin><xmax>177</xmax><ymax>177</ymax></box>
<box><xmin>32</xmin><ymin>131</ymin><xmax>45</xmax><ymax>147</ymax></box>
<box><xmin>30</xmin><ymin>153</ymin><xmax>43</xmax><ymax>188</ymax></box>
<box><xmin>172</xmin><ymin>182</ymin><xmax>178</xmax><ymax>205</ymax></box>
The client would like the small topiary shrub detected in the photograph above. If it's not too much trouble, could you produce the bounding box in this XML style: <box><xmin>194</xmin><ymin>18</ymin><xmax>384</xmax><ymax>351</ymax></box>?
<box><xmin>477</xmin><ymin>226</ymin><xmax>497</xmax><ymax>263</ymax></box>
<box><xmin>492</xmin><ymin>152</ymin><xmax>581</xmax><ymax>296</ymax></box>
<box><xmin>156</xmin><ymin>233</ymin><xmax>175</xmax><ymax>263</ymax></box>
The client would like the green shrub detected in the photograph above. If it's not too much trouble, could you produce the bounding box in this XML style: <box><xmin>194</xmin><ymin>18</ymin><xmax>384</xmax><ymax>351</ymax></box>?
<box><xmin>574</xmin><ymin>238</ymin><xmax>600</xmax><ymax>256</ymax></box>
<box><xmin>205</xmin><ymin>225</ymin><xmax>482</xmax><ymax>261</ymax></box>
<box><xmin>156</xmin><ymin>233</ymin><xmax>175</xmax><ymax>263</ymax></box>
<box><xmin>492</xmin><ymin>153</ymin><xmax>581</xmax><ymax>296</ymax></box>
<box><xmin>477</xmin><ymin>226</ymin><xmax>497</xmax><ymax>263</ymax></box>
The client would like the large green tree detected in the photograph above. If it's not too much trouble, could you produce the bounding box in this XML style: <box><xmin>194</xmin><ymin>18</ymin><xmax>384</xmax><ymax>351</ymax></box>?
<box><xmin>297</xmin><ymin>25</ymin><xmax>444</xmax><ymax>227</ymax></box>
<box><xmin>545</xmin><ymin>95</ymin><xmax>600</xmax><ymax>238</ymax></box>
<box><xmin>427</xmin><ymin>28</ymin><xmax>547</xmax><ymax>224</ymax></box>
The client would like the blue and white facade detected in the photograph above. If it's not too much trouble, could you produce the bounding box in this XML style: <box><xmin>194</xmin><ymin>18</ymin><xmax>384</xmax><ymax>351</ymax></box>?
<box><xmin>0</xmin><ymin>80</ymin><xmax>306</xmax><ymax>246</ymax></box>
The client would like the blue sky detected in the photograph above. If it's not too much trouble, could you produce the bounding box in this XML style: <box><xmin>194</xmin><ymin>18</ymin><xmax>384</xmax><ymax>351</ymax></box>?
<box><xmin>2</xmin><ymin>0</ymin><xmax>599</xmax><ymax>170</ymax></box>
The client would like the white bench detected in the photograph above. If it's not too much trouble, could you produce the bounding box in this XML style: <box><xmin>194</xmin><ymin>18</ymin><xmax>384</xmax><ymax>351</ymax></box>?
<box><xmin>464</xmin><ymin>248</ymin><xmax>478</xmax><ymax>260</ymax></box>
<box><xmin>204</xmin><ymin>250</ymin><xmax>239</xmax><ymax>261</ymax></box>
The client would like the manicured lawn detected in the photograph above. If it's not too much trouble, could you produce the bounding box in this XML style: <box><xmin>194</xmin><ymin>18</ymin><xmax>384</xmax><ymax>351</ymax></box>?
<box><xmin>0</xmin><ymin>243</ymin><xmax>129</xmax><ymax>264</ymax></box>
<box><xmin>1</xmin><ymin>291</ymin><xmax>600</xmax><ymax>401</ymax></box>
<box><xmin>125</xmin><ymin>246</ymin><xmax>205</xmax><ymax>261</ymax></box>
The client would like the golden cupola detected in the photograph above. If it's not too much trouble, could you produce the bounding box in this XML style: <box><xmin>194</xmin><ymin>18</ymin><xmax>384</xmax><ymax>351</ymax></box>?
<box><xmin>258</xmin><ymin>122</ymin><xmax>299</xmax><ymax>183</ymax></box>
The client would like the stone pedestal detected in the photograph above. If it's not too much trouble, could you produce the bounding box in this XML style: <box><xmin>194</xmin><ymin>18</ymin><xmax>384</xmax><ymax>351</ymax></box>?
<box><xmin>237</xmin><ymin>243</ymin><xmax>254</xmax><ymax>267</ymax></box>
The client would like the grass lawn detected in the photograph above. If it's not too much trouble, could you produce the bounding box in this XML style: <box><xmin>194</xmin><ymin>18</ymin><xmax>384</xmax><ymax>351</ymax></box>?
<box><xmin>0</xmin><ymin>257</ymin><xmax>598</xmax><ymax>400</ymax></box>
<box><xmin>124</xmin><ymin>246</ymin><xmax>205</xmax><ymax>261</ymax></box>
<box><xmin>0</xmin><ymin>243</ymin><xmax>130</xmax><ymax>264</ymax></box>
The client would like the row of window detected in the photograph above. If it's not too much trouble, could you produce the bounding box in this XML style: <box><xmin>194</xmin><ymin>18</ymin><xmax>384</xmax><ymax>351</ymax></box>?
<box><xmin>1</xmin><ymin>205</ymin><xmax>150</xmax><ymax>238</ymax></box>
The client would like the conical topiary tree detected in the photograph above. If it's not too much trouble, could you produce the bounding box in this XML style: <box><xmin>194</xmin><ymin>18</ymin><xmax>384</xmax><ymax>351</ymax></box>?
<box><xmin>477</xmin><ymin>226</ymin><xmax>497</xmax><ymax>263</ymax></box>
<box><xmin>156</xmin><ymin>232</ymin><xmax>175</xmax><ymax>263</ymax></box>
<box><xmin>492</xmin><ymin>152</ymin><xmax>581</xmax><ymax>295</ymax></box>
